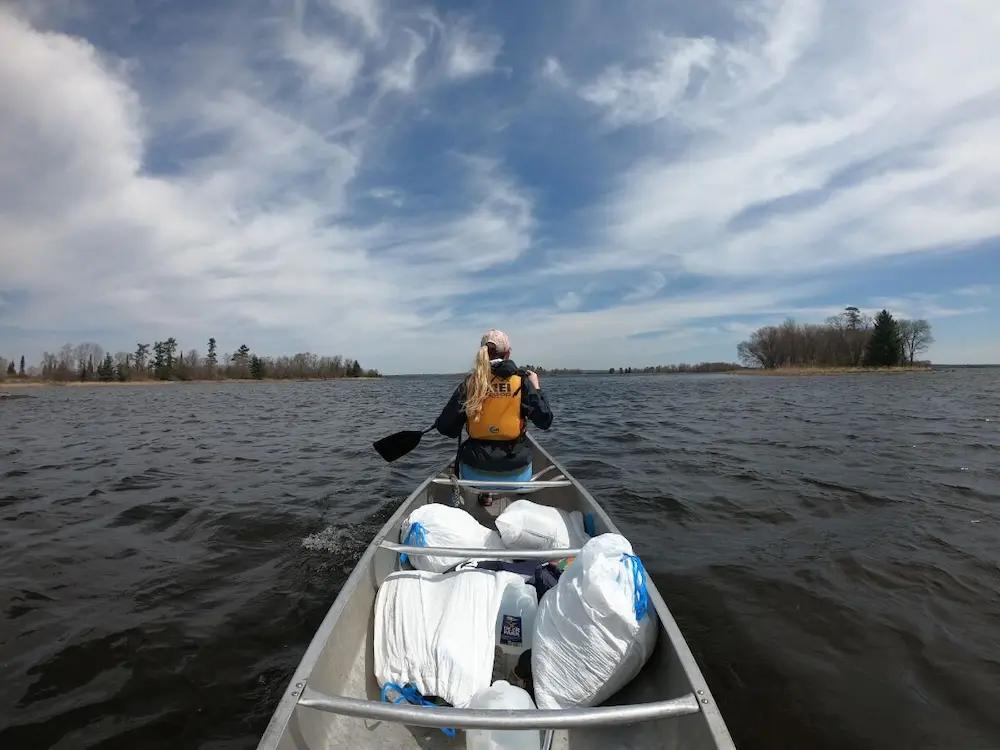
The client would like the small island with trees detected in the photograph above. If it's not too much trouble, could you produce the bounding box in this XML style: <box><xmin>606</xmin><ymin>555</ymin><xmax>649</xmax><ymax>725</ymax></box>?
<box><xmin>736</xmin><ymin>307</ymin><xmax>933</xmax><ymax>372</ymax></box>
<box><xmin>0</xmin><ymin>337</ymin><xmax>379</xmax><ymax>385</ymax></box>
<box><xmin>534</xmin><ymin>307</ymin><xmax>933</xmax><ymax>376</ymax></box>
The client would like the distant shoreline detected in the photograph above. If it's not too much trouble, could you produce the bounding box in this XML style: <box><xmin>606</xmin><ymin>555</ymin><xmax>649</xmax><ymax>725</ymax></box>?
<box><xmin>0</xmin><ymin>377</ymin><xmax>378</xmax><ymax>389</ymax></box>
<box><xmin>733</xmin><ymin>365</ymin><xmax>933</xmax><ymax>376</ymax></box>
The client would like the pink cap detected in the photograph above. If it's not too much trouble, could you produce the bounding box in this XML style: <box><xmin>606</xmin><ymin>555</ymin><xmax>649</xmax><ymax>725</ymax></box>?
<box><xmin>481</xmin><ymin>329</ymin><xmax>510</xmax><ymax>354</ymax></box>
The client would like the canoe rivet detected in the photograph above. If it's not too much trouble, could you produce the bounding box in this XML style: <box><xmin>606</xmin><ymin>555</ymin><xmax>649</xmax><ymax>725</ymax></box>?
<box><xmin>697</xmin><ymin>690</ymin><xmax>704</xmax><ymax>695</ymax></box>
<box><xmin>296</xmin><ymin>682</ymin><xmax>304</xmax><ymax>688</ymax></box>
<box><xmin>291</xmin><ymin>691</ymin><xmax>299</xmax><ymax>697</ymax></box>
<box><xmin>701</xmin><ymin>698</ymin><xmax>710</xmax><ymax>705</ymax></box>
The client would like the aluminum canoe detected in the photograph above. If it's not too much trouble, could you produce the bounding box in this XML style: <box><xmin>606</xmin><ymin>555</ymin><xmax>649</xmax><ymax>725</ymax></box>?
<box><xmin>257</xmin><ymin>434</ymin><xmax>736</xmax><ymax>750</ymax></box>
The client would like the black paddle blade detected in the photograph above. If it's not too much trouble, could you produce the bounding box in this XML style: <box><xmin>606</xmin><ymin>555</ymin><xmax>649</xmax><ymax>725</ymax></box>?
<box><xmin>373</xmin><ymin>430</ymin><xmax>424</xmax><ymax>462</ymax></box>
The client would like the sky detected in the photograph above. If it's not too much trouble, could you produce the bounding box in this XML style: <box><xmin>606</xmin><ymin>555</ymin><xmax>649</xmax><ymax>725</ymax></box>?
<box><xmin>1</xmin><ymin>0</ymin><xmax>999</xmax><ymax>374</ymax></box>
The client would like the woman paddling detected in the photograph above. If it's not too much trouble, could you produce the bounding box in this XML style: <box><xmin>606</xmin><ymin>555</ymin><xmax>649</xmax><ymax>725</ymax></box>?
<box><xmin>435</xmin><ymin>329</ymin><xmax>553</xmax><ymax>482</ymax></box>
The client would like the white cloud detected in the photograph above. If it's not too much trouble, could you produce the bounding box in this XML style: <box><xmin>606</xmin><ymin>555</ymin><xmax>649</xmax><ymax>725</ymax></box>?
<box><xmin>567</xmin><ymin>0</ymin><xmax>1000</xmax><ymax>285</ymax></box>
<box><xmin>541</xmin><ymin>56</ymin><xmax>568</xmax><ymax>86</ymax></box>
<box><xmin>325</xmin><ymin>0</ymin><xmax>381</xmax><ymax>40</ymax></box>
<box><xmin>444</xmin><ymin>25</ymin><xmax>501</xmax><ymax>80</ymax></box>
<box><xmin>283</xmin><ymin>29</ymin><xmax>362</xmax><ymax>95</ymax></box>
<box><xmin>623</xmin><ymin>271</ymin><xmax>667</xmax><ymax>302</ymax></box>
<box><xmin>556</xmin><ymin>291</ymin><xmax>581</xmax><ymax>311</ymax></box>
<box><xmin>869</xmin><ymin>290</ymin><xmax>991</xmax><ymax>321</ymax></box>
<box><xmin>955</xmin><ymin>284</ymin><xmax>993</xmax><ymax>297</ymax></box>
<box><xmin>377</xmin><ymin>28</ymin><xmax>426</xmax><ymax>93</ymax></box>
<box><xmin>580</xmin><ymin>36</ymin><xmax>717</xmax><ymax>127</ymax></box>
<box><xmin>0</xmin><ymin>7</ymin><xmax>531</xmax><ymax>372</ymax></box>
<box><xmin>370</xmin><ymin>156</ymin><xmax>533</xmax><ymax>274</ymax></box>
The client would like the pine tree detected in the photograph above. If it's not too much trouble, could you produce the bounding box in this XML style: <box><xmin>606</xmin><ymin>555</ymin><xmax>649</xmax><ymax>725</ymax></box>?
<box><xmin>5</xmin><ymin>360</ymin><xmax>14</xmax><ymax>375</ymax></box>
<box><xmin>98</xmin><ymin>354</ymin><xmax>115</xmax><ymax>381</ymax></box>
<box><xmin>163</xmin><ymin>338</ymin><xmax>177</xmax><ymax>375</ymax></box>
<box><xmin>864</xmin><ymin>309</ymin><xmax>903</xmax><ymax>366</ymax></box>
<box><xmin>249</xmin><ymin>355</ymin><xmax>265</xmax><ymax>379</ymax></box>
<box><xmin>231</xmin><ymin>344</ymin><xmax>250</xmax><ymax>377</ymax></box>
<box><xmin>19</xmin><ymin>355</ymin><xmax>25</xmax><ymax>376</ymax></box>
<box><xmin>351</xmin><ymin>359</ymin><xmax>363</xmax><ymax>377</ymax></box>
<box><xmin>135</xmin><ymin>343</ymin><xmax>150</xmax><ymax>374</ymax></box>
<box><xmin>152</xmin><ymin>341</ymin><xmax>166</xmax><ymax>379</ymax></box>
<box><xmin>207</xmin><ymin>337</ymin><xmax>217</xmax><ymax>367</ymax></box>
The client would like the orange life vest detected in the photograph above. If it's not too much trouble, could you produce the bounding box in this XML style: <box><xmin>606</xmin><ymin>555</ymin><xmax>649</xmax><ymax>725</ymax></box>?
<box><xmin>467</xmin><ymin>374</ymin><xmax>525</xmax><ymax>440</ymax></box>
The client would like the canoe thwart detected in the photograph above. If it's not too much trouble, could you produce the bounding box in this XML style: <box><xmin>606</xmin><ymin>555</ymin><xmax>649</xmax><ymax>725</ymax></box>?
<box><xmin>297</xmin><ymin>687</ymin><xmax>701</xmax><ymax>728</ymax></box>
<box><xmin>380</xmin><ymin>541</ymin><xmax>581</xmax><ymax>560</ymax></box>
<box><xmin>430</xmin><ymin>478</ymin><xmax>572</xmax><ymax>489</ymax></box>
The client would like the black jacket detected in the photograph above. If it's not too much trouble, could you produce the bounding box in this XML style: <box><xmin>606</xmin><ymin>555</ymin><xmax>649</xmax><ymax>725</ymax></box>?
<box><xmin>435</xmin><ymin>359</ymin><xmax>553</xmax><ymax>472</ymax></box>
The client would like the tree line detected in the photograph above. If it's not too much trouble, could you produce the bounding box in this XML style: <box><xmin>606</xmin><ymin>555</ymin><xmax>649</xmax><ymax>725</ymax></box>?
<box><xmin>737</xmin><ymin>307</ymin><xmax>933</xmax><ymax>369</ymax></box>
<box><xmin>3</xmin><ymin>338</ymin><xmax>379</xmax><ymax>382</ymax></box>
<box><xmin>608</xmin><ymin>362</ymin><xmax>742</xmax><ymax>374</ymax></box>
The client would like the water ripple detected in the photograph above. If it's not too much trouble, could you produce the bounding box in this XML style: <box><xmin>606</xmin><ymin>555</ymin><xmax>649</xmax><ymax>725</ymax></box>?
<box><xmin>1</xmin><ymin>371</ymin><xmax>999</xmax><ymax>749</ymax></box>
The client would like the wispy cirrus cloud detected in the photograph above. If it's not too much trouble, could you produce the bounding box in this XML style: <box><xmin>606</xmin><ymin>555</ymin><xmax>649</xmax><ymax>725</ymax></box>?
<box><xmin>560</xmin><ymin>0</ymin><xmax>1000</xmax><ymax>290</ymax></box>
<box><xmin>443</xmin><ymin>24</ymin><xmax>502</xmax><ymax>80</ymax></box>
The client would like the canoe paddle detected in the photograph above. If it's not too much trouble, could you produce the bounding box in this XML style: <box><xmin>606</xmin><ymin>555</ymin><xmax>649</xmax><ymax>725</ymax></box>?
<box><xmin>373</xmin><ymin>425</ymin><xmax>436</xmax><ymax>462</ymax></box>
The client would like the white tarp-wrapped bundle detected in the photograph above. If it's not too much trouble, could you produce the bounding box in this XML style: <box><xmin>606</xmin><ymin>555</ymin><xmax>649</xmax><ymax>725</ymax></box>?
<box><xmin>495</xmin><ymin>499</ymin><xmax>589</xmax><ymax>550</ymax></box>
<box><xmin>532</xmin><ymin>534</ymin><xmax>658</xmax><ymax>709</ymax></box>
<box><xmin>374</xmin><ymin>568</ymin><xmax>524</xmax><ymax>708</ymax></box>
<box><xmin>400</xmin><ymin>503</ymin><xmax>503</xmax><ymax>573</ymax></box>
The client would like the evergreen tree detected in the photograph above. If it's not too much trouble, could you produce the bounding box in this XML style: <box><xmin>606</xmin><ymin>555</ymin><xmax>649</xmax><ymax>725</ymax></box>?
<box><xmin>843</xmin><ymin>306</ymin><xmax>862</xmax><ymax>330</ymax></box>
<box><xmin>135</xmin><ymin>343</ymin><xmax>150</xmax><ymax>373</ymax></box>
<box><xmin>152</xmin><ymin>341</ymin><xmax>166</xmax><ymax>378</ymax></box>
<box><xmin>249</xmin><ymin>355</ymin><xmax>265</xmax><ymax>379</ymax></box>
<box><xmin>207</xmin><ymin>337</ymin><xmax>217</xmax><ymax>367</ymax></box>
<box><xmin>231</xmin><ymin>344</ymin><xmax>250</xmax><ymax>376</ymax></box>
<box><xmin>87</xmin><ymin>355</ymin><xmax>95</xmax><ymax>377</ymax></box>
<box><xmin>98</xmin><ymin>354</ymin><xmax>115</xmax><ymax>381</ymax></box>
<box><xmin>19</xmin><ymin>355</ymin><xmax>25</xmax><ymax>376</ymax></box>
<box><xmin>163</xmin><ymin>337</ymin><xmax>177</xmax><ymax>374</ymax></box>
<box><xmin>351</xmin><ymin>360</ymin><xmax>363</xmax><ymax>377</ymax></box>
<box><xmin>5</xmin><ymin>360</ymin><xmax>14</xmax><ymax>375</ymax></box>
<box><xmin>864</xmin><ymin>309</ymin><xmax>903</xmax><ymax>366</ymax></box>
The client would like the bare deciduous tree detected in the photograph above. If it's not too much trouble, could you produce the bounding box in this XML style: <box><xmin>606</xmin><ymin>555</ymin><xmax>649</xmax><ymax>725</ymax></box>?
<box><xmin>898</xmin><ymin>319</ymin><xmax>934</xmax><ymax>364</ymax></box>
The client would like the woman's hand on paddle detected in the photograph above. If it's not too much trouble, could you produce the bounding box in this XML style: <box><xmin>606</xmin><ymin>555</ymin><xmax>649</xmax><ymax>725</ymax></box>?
<box><xmin>525</xmin><ymin>370</ymin><xmax>540</xmax><ymax>389</ymax></box>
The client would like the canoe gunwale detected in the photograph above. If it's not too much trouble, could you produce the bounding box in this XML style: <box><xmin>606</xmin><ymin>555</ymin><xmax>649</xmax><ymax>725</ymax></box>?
<box><xmin>296</xmin><ymin>687</ymin><xmax>701</xmax><ymax>728</ymax></box>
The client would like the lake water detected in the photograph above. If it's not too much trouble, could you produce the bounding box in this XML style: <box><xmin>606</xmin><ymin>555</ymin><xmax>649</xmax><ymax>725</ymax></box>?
<box><xmin>2</xmin><ymin>370</ymin><xmax>999</xmax><ymax>749</ymax></box>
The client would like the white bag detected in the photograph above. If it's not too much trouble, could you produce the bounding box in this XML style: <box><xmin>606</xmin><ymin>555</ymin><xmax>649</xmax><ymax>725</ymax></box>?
<box><xmin>401</xmin><ymin>503</ymin><xmax>503</xmax><ymax>572</ymax></box>
<box><xmin>374</xmin><ymin>568</ymin><xmax>524</xmax><ymax>708</ymax></box>
<box><xmin>495</xmin><ymin>499</ymin><xmax>589</xmax><ymax>550</ymax></box>
<box><xmin>531</xmin><ymin>534</ymin><xmax>657</xmax><ymax>709</ymax></box>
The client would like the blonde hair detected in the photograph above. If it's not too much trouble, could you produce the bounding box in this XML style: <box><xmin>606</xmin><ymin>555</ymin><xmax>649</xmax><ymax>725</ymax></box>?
<box><xmin>464</xmin><ymin>345</ymin><xmax>497</xmax><ymax>422</ymax></box>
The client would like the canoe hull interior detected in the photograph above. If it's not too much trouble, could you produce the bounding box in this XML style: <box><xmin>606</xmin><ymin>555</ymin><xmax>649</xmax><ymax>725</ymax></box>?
<box><xmin>258</xmin><ymin>437</ymin><xmax>735</xmax><ymax>750</ymax></box>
